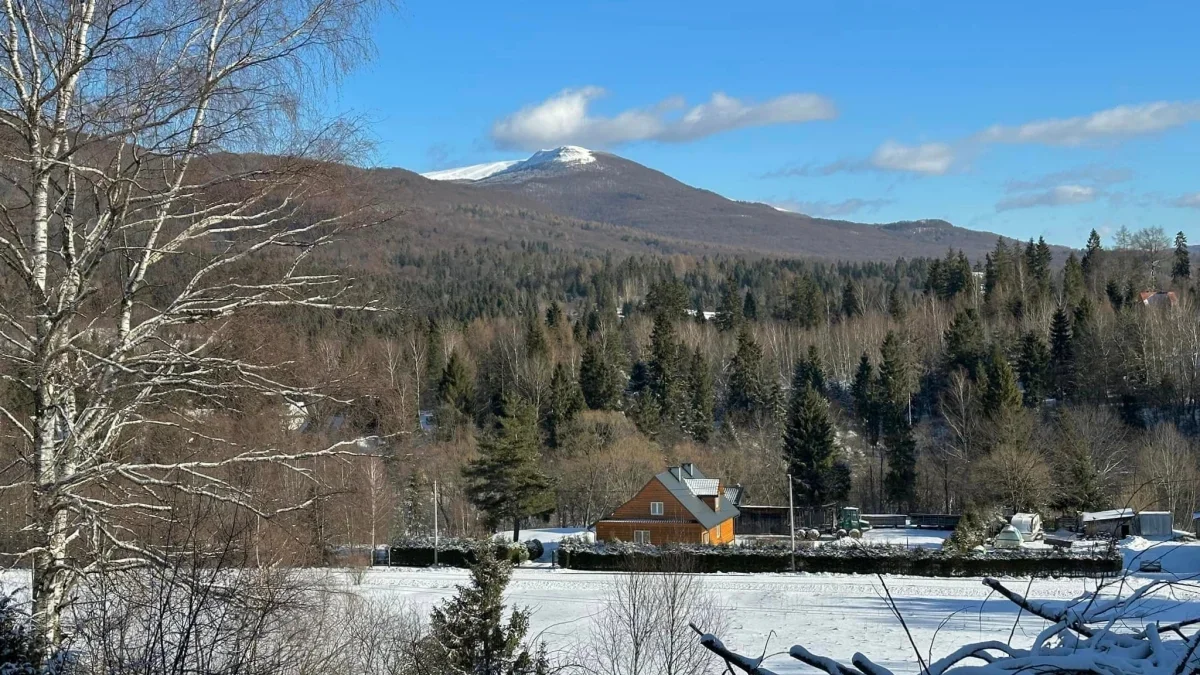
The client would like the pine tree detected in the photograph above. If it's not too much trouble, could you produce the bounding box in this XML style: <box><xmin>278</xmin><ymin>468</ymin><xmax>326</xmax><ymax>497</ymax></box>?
<box><xmin>783</xmin><ymin>385</ymin><xmax>840</xmax><ymax>506</ymax></box>
<box><xmin>686</xmin><ymin>348</ymin><xmax>715</xmax><ymax>443</ymax></box>
<box><xmin>742</xmin><ymin>290</ymin><xmax>759</xmax><ymax>321</ymax></box>
<box><xmin>424</xmin><ymin>318</ymin><xmax>446</xmax><ymax>405</ymax></box>
<box><xmin>579</xmin><ymin>341</ymin><xmax>622</xmax><ymax>410</ymax></box>
<box><xmin>924</xmin><ymin>258</ymin><xmax>946</xmax><ymax>298</ymax></box>
<box><xmin>943</xmin><ymin>308</ymin><xmax>987</xmax><ymax>379</ymax></box>
<box><xmin>883</xmin><ymin>422</ymin><xmax>917</xmax><ymax>510</ymax></box>
<box><xmin>1049</xmin><ymin>412</ymin><xmax>1107</xmax><ymax>512</ymax></box>
<box><xmin>1105</xmin><ymin>279</ymin><xmax>1125</xmax><ymax>312</ymax></box>
<box><xmin>463</xmin><ymin>395</ymin><xmax>555</xmax><ymax>541</ymax></box>
<box><xmin>544</xmin><ymin>363</ymin><xmax>583</xmax><ymax>448</ymax></box>
<box><xmin>726</xmin><ymin>327</ymin><xmax>769</xmax><ymax>422</ymax></box>
<box><xmin>1049</xmin><ymin>307</ymin><xmax>1075</xmax><ymax>400</ymax></box>
<box><xmin>424</xmin><ymin>544</ymin><xmax>550</xmax><ymax>675</ymax></box>
<box><xmin>644</xmin><ymin>276</ymin><xmax>689</xmax><ymax>320</ymax></box>
<box><xmin>982</xmin><ymin>345</ymin><xmax>1022</xmax><ymax>419</ymax></box>
<box><xmin>715</xmin><ymin>275</ymin><xmax>744</xmax><ymax>332</ymax></box>
<box><xmin>1173</xmin><ymin>231</ymin><xmax>1191</xmax><ymax>281</ymax></box>
<box><xmin>1016</xmin><ymin>331</ymin><xmax>1050</xmax><ymax>407</ymax></box>
<box><xmin>523</xmin><ymin>310</ymin><xmax>548</xmax><ymax>358</ymax></box>
<box><xmin>841</xmin><ymin>279</ymin><xmax>862</xmax><ymax>320</ymax></box>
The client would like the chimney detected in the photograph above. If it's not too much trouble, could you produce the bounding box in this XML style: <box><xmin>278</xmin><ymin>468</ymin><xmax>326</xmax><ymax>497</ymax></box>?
<box><xmin>681</xmin><ymin>462</ymin><xmax>694</xmax><ymax>477</ymax></box>
<box><xmin>668</xmin><ymin>466</ymin><xmax>681</xmax><ymax>480</ymax></box>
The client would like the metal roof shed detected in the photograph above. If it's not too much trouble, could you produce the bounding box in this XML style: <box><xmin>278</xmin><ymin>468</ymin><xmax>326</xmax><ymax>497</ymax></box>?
<box><xmin>1136</xmin><ymin>511</ymin><xmax>1173</xmax><ymax>538</ymax></box>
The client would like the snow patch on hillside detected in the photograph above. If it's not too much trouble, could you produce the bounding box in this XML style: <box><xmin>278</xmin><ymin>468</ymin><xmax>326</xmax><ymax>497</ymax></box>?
<box><xmin>422</xmin><ymin>159</ymin><xmax>521</xmax><ymax>181</ymax></box>
<box><xmin>423</xmin><ymin>146</ymin><xmax>597</xmax><ymax>185</ymax></box>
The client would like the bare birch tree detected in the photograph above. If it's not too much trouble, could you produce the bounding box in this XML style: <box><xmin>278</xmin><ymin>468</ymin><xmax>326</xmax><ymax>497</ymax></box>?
<box><xmin>0</xmin><ymin>0</ymin><xmax>388</xmax><ymax>655</ymax></box>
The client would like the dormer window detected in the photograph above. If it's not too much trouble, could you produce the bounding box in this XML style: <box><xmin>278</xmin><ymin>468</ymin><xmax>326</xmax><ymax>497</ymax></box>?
<box><xmin>650</xmin><ymin>501</ymin><xmax>664</xmax><ymax>516</ymax></box>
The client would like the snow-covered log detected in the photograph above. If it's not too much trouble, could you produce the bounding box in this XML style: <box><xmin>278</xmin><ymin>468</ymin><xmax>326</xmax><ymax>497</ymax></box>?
<box><xmin>695</xmin><ymin>575</ymin><xmax>1200</xmax><ymax>674</ymax></box>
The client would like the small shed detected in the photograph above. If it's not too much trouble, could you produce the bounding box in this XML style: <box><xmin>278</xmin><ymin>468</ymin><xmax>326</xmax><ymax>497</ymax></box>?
<box><xmin>1082</xmin><ymin>508</ymin><xmax>1135</xmax><ymax>539</ymax></box>
<box><xmin>994</xmin><ymin>525</ymin><xmax>1023</xmax><ymax>550</ymax></box>
<box><xmin>1135</xmin><ymin>511</ymin><xmax>1173</xmax><ymax>538</ymax></box>
<box><xmin>1010</xmin><ymin>513</ymin><xmax>1043</xmax><ymax>542</ymax></box>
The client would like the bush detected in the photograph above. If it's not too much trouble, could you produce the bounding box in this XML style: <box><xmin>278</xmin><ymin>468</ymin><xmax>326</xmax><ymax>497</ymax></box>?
<box><xmin>524</xmin><ymin>539</ymin><xmax>545</xmax><ymax>562</ymax></box>
<box><xmin>555</xmin><ymin>540</ymin><xmax>1120</xmax><ymax>578</ymax></box>
<box><xmin>387</xmin><ymin>537</ymin><xmax>530</xmax><ymax>568</ymax></box>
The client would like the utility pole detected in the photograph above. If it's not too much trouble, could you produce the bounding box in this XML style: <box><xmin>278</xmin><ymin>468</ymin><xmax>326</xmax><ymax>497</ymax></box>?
<box><xmin>439</xmin><ymin>478</ymin><xmax>444</xmax><ymax>566</ymax></box>
<box><xmin>788</xmin><ymin>473</ymin><xmax>796</xmax><ymax>573</ymax></box>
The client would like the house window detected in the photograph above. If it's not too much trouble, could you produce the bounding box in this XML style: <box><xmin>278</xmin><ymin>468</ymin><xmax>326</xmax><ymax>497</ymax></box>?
<box><xmin>634</xmin><ymin>530</ymin><xmax>651</xmax><ymax>544</ymax></box>
<box><xmin>702</xmin><ymin>531</ymin><xmax>710</xmax><ymax>544</ymax></box>
<box><xmin>650</xmin><ymin>501</ymin><xmax>664</xmax><ymax>516</ymax></box>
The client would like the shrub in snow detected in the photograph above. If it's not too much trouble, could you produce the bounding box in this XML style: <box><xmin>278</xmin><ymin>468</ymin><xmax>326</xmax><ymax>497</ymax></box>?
<box><xmin>524</xmin><ymin>539</ymin><xmax>545</xmax><ymax>561</ymax></box>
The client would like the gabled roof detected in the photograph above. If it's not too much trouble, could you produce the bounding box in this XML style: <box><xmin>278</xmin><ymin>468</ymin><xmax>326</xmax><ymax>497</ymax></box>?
<box><xmin>654</xmin><ymin>465</ymin><xmax>740</xmax><ymax>530</ymax></box>
<box><xmin>1082</xmin><ymin>508</ymin><xmax>1134</xmax><ymax>523</ymax></box>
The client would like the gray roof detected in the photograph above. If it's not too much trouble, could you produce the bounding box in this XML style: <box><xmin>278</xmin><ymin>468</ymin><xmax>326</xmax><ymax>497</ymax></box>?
<box><xmin>655</xmin><ymin>465</ymin><xmax>740</xmax><ymax>530</ymax></box>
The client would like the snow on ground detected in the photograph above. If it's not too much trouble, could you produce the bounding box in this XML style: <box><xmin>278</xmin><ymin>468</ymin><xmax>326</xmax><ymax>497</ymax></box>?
<box><xmin>5</xmin><ymin>563</ymin><xmax>1200</xmax><ymax>673</ymax></box>
<box><xmin>1124</xmin><ymin>536</ymin><xmax>1200</xmax><ymax>575</ymax></box>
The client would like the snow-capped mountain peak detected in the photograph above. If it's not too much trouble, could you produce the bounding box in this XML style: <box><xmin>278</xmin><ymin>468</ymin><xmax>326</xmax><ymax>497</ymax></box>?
<box><xmin>422</xmin><ymin>146</ymin><xmax>596</xmax><ymax>183</ymax></box>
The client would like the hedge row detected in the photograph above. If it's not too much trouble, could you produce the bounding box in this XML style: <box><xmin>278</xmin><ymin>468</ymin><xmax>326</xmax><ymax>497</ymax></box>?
<box><xmin>384</xmin><ymin>539</ymin><xmax>537</xmax><ymax>568</ymax></box>
<box><xmin>555</xmin><ymin>543</ymin><xmax>1121</xmax><ymax>578</ymax></box>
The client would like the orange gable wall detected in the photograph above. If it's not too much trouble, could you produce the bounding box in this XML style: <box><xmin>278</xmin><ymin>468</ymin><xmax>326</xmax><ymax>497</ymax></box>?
<box><xmin>596</xmin><ymin>475</ymin><xmax>736</xmax><ymax>545</ymax></box>
<box><xmin>608</xmin><ymin>477</ymin><xmax>693</xmax><ymax>520</ymax></box>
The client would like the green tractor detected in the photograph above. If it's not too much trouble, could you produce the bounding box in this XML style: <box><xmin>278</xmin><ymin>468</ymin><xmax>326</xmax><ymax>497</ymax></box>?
<box><xmin>838</xmin><ymin>506</ymin><xmax>872</xmax><ymax>533</ymax></box>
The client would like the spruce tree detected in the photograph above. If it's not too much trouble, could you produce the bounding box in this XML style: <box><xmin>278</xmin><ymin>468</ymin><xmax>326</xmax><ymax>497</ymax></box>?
<box><xmin>1049</xmin><ymin>307</ymin><xmax>1075</xmax><ymax>399</ymax></box>
<box><xmin>463</xmin><ymin>395</ymin><xmax>555</xmax><ymax>541</ymax></box>
<box><xmin>424</xmin><ymin>544</ymin><xmax>550</xmax><ymax>675</ymax></box>
<box><xmin>544</xmin><ymin>363</ymin><xmax>583</xmax><ymax>448</ymax></box>
<box><xmin>424</xmin><ymin>318</ymin><xmax>446</xmax><ymax>405</ymax></box>
<box><xmin>644</xmin><ymin>276</ymin><xmax>689</xmax><ymax>320</ymax></box>
<box><xmin>883</xmin><ymin>422</ymin><xmax>917</xmax><ymax>510</ymax></box>
<box><xmin>523</xmin><ymin>310</ymin><xmax>548</xmax><ymax>358</ymax></box>
<box><xmin>1062</xmin><ymin>252</ymin><xmax>1085</xmax><ymax>305</ymax></box>
<box><xmin>686</xmin><ymin>348</ymin><xmax>715</xmax><ymax>443</ymax></box>
<box><xmin>715</xmin><ymin>275</ymin><xmax>744</xmax><ymax>332</ymax></box>
<box><xmin>851</xmin><ymin>353</ymin><xmax>880</xmax><ymax>446</ymax></box>
<box><xmin>647</xmin><ymin>313</ymin><xmax>686</xmax><ymax>428</ymax></box>
<box><xmin>787</xmin><ymin>275</ymin><xmax>824</xmax><ymax>329</ymax></box>
<box><xmin>544</xmin><ymin>301</ymin><xmax>563</xmax><ymax>330</ymax></box>
<box><xmin>579</xmin><ymin>341</ymin><xmax>622</xmax><ymax>410</ymax></box>
<box><xmin>783</xmin><ymin>385</ymin><xmax>839</xmax><ymax>506</ymax></box>
<box><xmin>841</xmin><ymin>279</ymin><xmax>862</xmax><ymax>320</ymax></box>
<box><xmin>791</xmin><ymin>345</ymin><xmax>826</xmax><ymax>395</ymax></box>
<box><xmin>742</xmin><ymin>290</ymin><xmax>759</xmax><ymax>321</ymax></box>
<box><xmin>438</xmin><ymin>350</ymin><xmax>475</xmax><ymax>427</ymax></box>
<box><xmin>1173</xmin><ymin>231</ymin><xmax>1191</xmax><ymax>281</ymax></box>
<box><xmin>943</xmin><ymin>308</ymin><xmax>987</xmax><ymax>379</ymax></box>
<box><xmin>1016</xmin><ymin>331</ymin><xmax>1050</xmax><ymax>407</ymax></box>
<box><xmin>982</xmin><ymin>345</ymin><xmax>1022</xmax><ymax>419</ymax></box>
<box><xmin>1082</xmin><ymin>229</ymin><xmax>1102</xmax><ymax>284</ymax></box>
<box><xmin>726</xmin><ymin>327</ymin><xmax>769</xmax><ymax>422</ymax></box>
<box><xmin>887</xmin><ymin>283</ymin><xmax>907</xmax><ymax>322</ymax></box>
<box><xmin>877</xmin><ymin>331</ymin><xmax>917</xmax><ymax>509</ymax></box>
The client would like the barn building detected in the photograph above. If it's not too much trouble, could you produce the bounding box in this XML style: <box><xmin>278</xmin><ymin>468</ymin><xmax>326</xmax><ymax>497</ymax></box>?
<box><xmin>594</xmin><ymin>463</ymin><xmax>741</xmax><ymax>545</ymax></box>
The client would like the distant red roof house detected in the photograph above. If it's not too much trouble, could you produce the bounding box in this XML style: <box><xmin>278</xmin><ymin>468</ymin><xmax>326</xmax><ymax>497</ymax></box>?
<box><xmin>1139</xmin><ymin>291</ymin><xmax>1178</xmax><ymax>307</ymax></box>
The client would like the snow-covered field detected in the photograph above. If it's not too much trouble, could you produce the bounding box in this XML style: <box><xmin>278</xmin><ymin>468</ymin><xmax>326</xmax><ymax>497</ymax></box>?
<box><xmin>4</xmin><ymin>564</ymin><xmax>1200</xmax><ymax>673</ymax></box>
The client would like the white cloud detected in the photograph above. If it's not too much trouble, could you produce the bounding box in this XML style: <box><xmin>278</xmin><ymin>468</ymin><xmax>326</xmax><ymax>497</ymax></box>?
<box><xmin>995</xmin><ymin>185</ymin><xmax>1098</xmax><ymax>212</ymax></box>
<box><xmin>977</xmin><ymin>101</ymin><xmax>1200</xmax><ymax>146</ymax></box>
<box><xmin>868</xmin><ymin>141</ymin><xmax>955</xmax><ymax>175</ymax></box>
<box><xmin>773</xmin><ymin>197</ymin><xmax>893</xmax><ymax>217</ymax></box>
<box><xmin>1171</xmin><ymin>192</ymin><xmax>1200</xmax><ymax>209</ymax></box>
<box><xmin>490</xmin><ymin>87</ymin><xmax>836</xmax><ymax>150</ymax></box>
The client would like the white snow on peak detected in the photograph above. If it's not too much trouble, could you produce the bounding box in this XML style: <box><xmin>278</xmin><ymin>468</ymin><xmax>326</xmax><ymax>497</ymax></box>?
<box><xmin>421</xmin><ymin>159</ymin><xmax>522</xmax><ymax>182</ymax></box>
<box><xmin>421</xmin><ymin>146</ymin><xmax>596</xmax><ymax>183</ymax></box>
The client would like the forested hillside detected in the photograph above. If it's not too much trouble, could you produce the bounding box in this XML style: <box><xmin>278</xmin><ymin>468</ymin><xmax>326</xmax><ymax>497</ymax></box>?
<box><xmin>13</xmin><ymin>223</ymin><xmax>1186</xmax><ymax>558</ymax></box>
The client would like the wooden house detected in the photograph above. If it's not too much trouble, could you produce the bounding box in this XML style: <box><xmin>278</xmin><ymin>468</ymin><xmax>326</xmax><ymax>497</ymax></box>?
<box><xmin>594</xmin><ymin>463</ymin><xmax>741</xmax><ymax>545</ymax></box>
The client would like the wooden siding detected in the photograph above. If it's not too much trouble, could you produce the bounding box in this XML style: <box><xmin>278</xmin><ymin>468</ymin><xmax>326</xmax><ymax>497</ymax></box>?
<box><xmin>608</xmin><ymin>477</ymin><xmax>693</xmax><ymax>521</ymax></box>
<box><xmin>595</xmin><ymin>521</ymin><xmax>706</xmax><ymax>545</ymax></box>
<box><xmin>596</xmin><ymin>475</ymin><xmax>736</xmax><ymax>545</ymax></box>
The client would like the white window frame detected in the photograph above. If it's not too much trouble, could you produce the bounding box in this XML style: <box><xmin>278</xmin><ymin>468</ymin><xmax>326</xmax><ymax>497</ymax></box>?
<box><xmin>650</xmin><ymin>501</ymin><xmax>664</xmax><ymax>516</ymax></box>
<box><xmin>634</xmin><ymin>530</ymin><xmax>651</xmax><ymax>545</ymax></box>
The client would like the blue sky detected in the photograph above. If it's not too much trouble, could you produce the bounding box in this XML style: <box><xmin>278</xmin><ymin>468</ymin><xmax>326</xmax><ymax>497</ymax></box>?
<box><xmin>334</xmin><ymin>1</ymin><xmax>1200</xmax><ymax>247</ymax></box>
